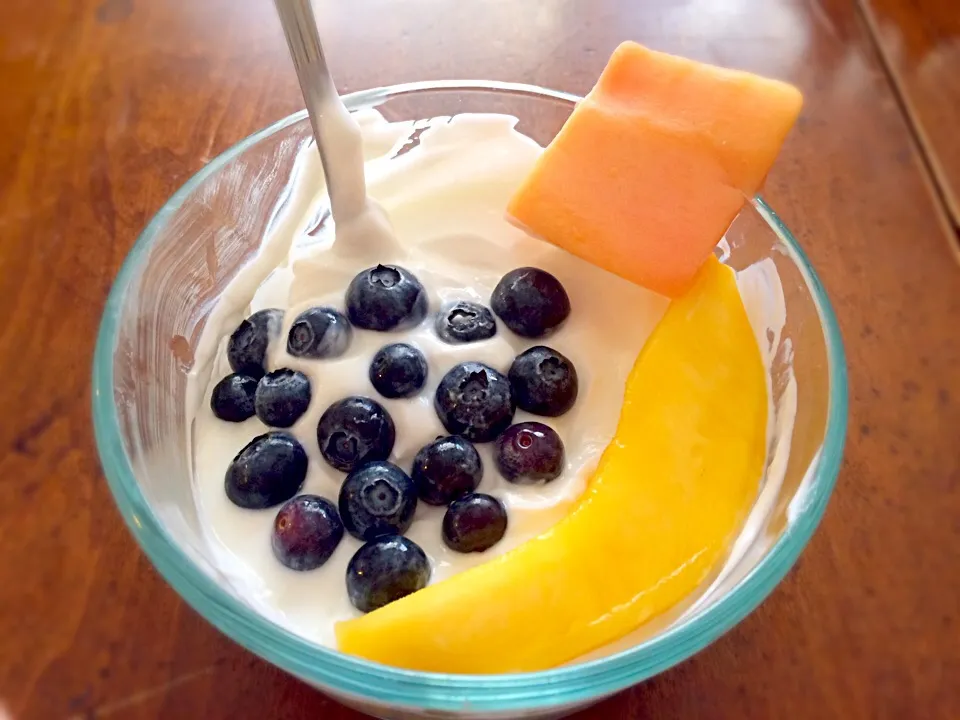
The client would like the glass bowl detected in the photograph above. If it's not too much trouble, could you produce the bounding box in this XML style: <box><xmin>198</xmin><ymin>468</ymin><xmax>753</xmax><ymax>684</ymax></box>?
<box><xmin>92</xmin><ymin>81</ymin><xmax>847</xmax><ymax>720</ymax></box>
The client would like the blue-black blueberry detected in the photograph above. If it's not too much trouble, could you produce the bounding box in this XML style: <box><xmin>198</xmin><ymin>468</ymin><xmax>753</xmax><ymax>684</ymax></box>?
<box><xmin>338</xmin><ymin>460</ymin><xmax>417</xmax><ymax>541</ymax></box>
<box><xmin>490</xmin><ymin>268</ymin><xmax>570</xmax><ymax>338</ymax></box>
<box><xmin>442</xmin><ymin>493</ymin><xmax>508</xmax><ymax>553</ymax></box>
<box><xmin>435</xmin><ymin>300</ymin><xmax>497</xmax><ymax>344</ymax></box>
<box><xmin>210</xmin><ymin>373</ymin><xmax>258</xmax><ymax>422</ymax></box>
<box><xmin>411</xmin><ymin>435</ymin><xmax>482</xmax><ymax>506</ymax></box>
<box><xmin>254</xmin><ymin>368</ymin><xmax>311</xmax><ymax>428</ymax></box>
<box><xmin>272</xmin><ymin>495</ymin><xmax>344</xmax><ymax>571</ymax></box>
<box><xmin>227</xmin><ymin>308</ymin><xmax>284</xmax><ymax>378</ymax></box>
<box><xmin>508</xmin><ymin>345</ymin><xmax>578</xmax><ymax>417</ymax></box>
<box><xmin>345</xmin><ymin>264</ymin><xmax>428</xmax><ymax>331</ymax></box>
<box><xmin>316</xmin><ymin>396</ymin><xmax>396</xmax><ymax>472</ymax></box>
<box><xmin>494</xmin><ymin>421</ymin><xmax>565</xmax><ymax>484</ymax></box>
<box><xmin>224</xmin><ymin>431</ymin><xmax>308</xmax><ymax>509</ymax></box>
<box><xmin>287</xmin><ymin>306</ymin><xmax>352</xmax><ymax>359</ymax></box>
<box><xmin>369</xmin><ymin>343</ymin><xmax>428</xmax><ymax>399</ymax></box>
<box><xmin>434</xmin><ymin>361</ymin><xmax>514</xmax><ymax>443</ymax></box>
<box><xmin>345</xmin><ymin>535</ymin><xmax>430</xmax><ymax>613</ymax></box>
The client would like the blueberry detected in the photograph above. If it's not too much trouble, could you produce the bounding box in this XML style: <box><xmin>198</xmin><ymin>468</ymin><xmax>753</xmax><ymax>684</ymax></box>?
<box><xmin>490</xmin><ymin>268</ymin><xmax>570</xmax><ymax>338</ymax></box>
<box><xmin>508</xmin><ymin>346</ymin><xmax>578</xmax><ymax>417</ymax></box>
<box><xmin>287</xmin><ymin>306</ymin><xmax>352</xmax><ymax>359</ymax></box>
<box><xmin>254</xmin><ymin>368</ymin><xmax>311</xmax><ymax>428</ymax></box>
<box><xmin>210</xmin><ymin>373</ymin><xmax>258</xmax><ymax>422</ymax></box>
<box><xmin>434</xmin><ymin>362</ymin><xmax>514</xmax><ymax>443</ymax></box>
<box><xmin>435</xmin><ymin>301</ymin><xmax>497</xmax><ymax>344</ymax></box>
<box><xmin>411</xmin><ymin>436</ymin><xmax>483</xmax><ymax>506</ymax></box>
<box><xmin>227</xmin><ymin>308</ymin><xmax>284</xmax><ymax>378</ymax></box>
<box><xmin>442</xmin><ymin>493</ymin><xmax>508</xmax><ymax>553</ymax></box>
<box><xmin>346</xmin><ymin>535</ymin><xmax>430</xmax><ymax>613</ymax></box>
<box><xmin>368</xmin><ymin>343</ymin><xmax>428</xmax><ymax>399</ymax></box>
<box><xmin>225</xmin><ymin>432</ymin><xmax>308</xmax><ymax>509</ymax></box>
<box><xmin>272</xmin><ymin>495</ymin><xmax>344</xmax><ymax>571</ymax></box>
<box><xmin>345</xmin><ymin>264</ymin><xmax>428</xmax><ymax>331</ymax></box>
<box><xmin>316</xmin><ymin>396</ymin><xmax>396</xmax><ymax>472</ymax></box>
<box><xmin>338</xmin><ymin>461</ymin><xmax>417</xmax><ymax>541</ymax></box>
<box><xmin>494</xmin><ymin>422</ymin><xmax>565</xmax><ymax>484</ymax></box>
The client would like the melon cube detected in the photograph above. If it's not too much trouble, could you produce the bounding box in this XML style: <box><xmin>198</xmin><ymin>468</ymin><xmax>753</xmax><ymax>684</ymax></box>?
<box><xmin>507</xmin><ymin>41</ymin><xmax>803</xmax><ymax>298</ymax></box>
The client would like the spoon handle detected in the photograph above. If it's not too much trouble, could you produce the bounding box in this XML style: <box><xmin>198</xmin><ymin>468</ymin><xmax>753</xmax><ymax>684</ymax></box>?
<box><xmin>272</xmin><ymin>0</ymin><xmax>366</xmax><ymax>220</ymax></box>
<box><xmin>273</xmin><ymin>0</ymin><xmax>336</xmax><ymax>118</ymax></box>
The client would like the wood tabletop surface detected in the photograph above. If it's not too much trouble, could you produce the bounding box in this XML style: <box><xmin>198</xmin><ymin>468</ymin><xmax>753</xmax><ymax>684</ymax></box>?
<box><xmin>1</xmin><ymin>0</ymin><xmax>958</xmax><ymax>718</ymax></box>
<box><xmin>861</xmin><ymin>0</ymin><xmax>960</xmax><ymax>226</ymax></box>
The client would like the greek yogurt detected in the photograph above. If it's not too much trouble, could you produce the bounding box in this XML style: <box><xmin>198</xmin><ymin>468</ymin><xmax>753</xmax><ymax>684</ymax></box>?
<box><xmin>186</xmin><ymin>108</ymin><xmax>790</xmax><ymax>651</ymax></box>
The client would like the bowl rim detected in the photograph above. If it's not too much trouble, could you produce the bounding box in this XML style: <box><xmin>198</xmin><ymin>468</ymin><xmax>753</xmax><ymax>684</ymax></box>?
<box><xmin>92</xmin><ymin>80</ymin><xmax>848</xmax><ymax>712</ymax></box>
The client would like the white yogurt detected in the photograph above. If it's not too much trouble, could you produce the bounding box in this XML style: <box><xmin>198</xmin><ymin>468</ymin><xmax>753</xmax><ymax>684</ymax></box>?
<box><xmin>186</xmin><ymin>109</ymin><xmax>790</xmax><ymax>651</ymax></box>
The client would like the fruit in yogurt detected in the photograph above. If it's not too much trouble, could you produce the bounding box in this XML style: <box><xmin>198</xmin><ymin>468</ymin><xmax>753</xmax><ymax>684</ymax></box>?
<box><xmin>435</xmin><ymin>301</ymin><xmax>497</xmax><ymax>344</ymax></box>
<box><xmin>254</xmin><ymin>368</ymin><xmax>311</xmax><ymax>428</ymax></box>
<box><xmin>490</xmin><ymin>267</ymin><xmax>570</xmax><ymax>338</ymax></box>
<box><xmin>495</xmin><ymin>422</ymin><xmax>565</xmax><ymax>484</ymax></box>
<box><xmin>507</xmin><ymin>41</ymin><xmax>803</xmax><ymax>298</ymax></box>
<box><xmin>346</xmin><ymin>536</ymin><xmax>431</xmax><ymax>613</ymax></box>
<box><xmin>272</xmin><ymin>495</ymin><xmax>344</xmax><ymax>571</ymax></box>
<box><xmin>411</xmin><ymin>435</ymin><xmax>483</xmax><ymax>506</ymax></box>
<box><xmin>316</xmin><ymin>396</ymin><xmax>396</xmax><ymax>472</ymax></box>
<box><xmin>434</xmin><ymin>362</ymin><xmax>515</xmax><ymax>443</ymax></box>
<box><xmin>227</xmin><ymin>308</ymin><xmax>284</xmax><ymax>378</ymax></box>
<box><xmin>225</xmin><ymin>431</ymin><xmax>308</xmax><ymax>510</ymax></box>
<box><xmin>335</xmin><ymin>257</ymin><xmax>767</xmax><ymax>672</ymax></box>
<box><xmin>209</xmin><ymin>263</ymin><xmax>582</xmax><ymax>594</ymax></box>
<box><xmin>442</xmin><ymin>493</ymin><xmax>508</xmax><ymax>553</ymax></box>
<box><xmin>286</xmin><ymin>306</ymin><xmax>352</xmax><ymax>359</ymax></box>
<box><xmin>368</xmin><ymin>343</ymin><xmax>428</xmax><ymax>399</ymax></box>
<box><xmin>338</xmin><ymin>461</ymin><xmax>418</xmax><ymax>541</ymax></box>
<box><xmin>508</xmin><ymin>346</ymin><xmax>578</xmax><ymax>417</ymax></box>
<box><xmin>346</xmin><ymin>264</ymin><xmax>428</xmax><ymax>331</ymax></box>
<box><xmin>210</xmin><ymin>373</ymin><xmax>258</xmax><ymax>422</ymax></box>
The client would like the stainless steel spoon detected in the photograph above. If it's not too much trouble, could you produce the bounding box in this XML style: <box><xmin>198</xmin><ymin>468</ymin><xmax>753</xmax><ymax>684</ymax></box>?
<box><xmin>272</xmin><ymin>0</ymin><xmax>365</xmax><ymax>220</ymax></box>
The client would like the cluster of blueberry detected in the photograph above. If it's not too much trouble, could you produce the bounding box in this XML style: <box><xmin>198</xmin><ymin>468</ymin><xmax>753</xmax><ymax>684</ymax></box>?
<box><xmin>210</xmin><ymin>264</ymin><xmax>578</xmax><ymax>613</ymax></box>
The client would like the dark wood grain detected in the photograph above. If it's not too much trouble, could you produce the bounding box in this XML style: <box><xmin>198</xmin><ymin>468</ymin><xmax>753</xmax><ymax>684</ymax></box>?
<box><xmin>860</xmin><ymin>0</ymin><xmax>960</xmax><ymax>228</ymax></box>
<box><xmin>1</xmin><ymin>0</ymin><xmax>958</xmax><ymax>718</ymax></box>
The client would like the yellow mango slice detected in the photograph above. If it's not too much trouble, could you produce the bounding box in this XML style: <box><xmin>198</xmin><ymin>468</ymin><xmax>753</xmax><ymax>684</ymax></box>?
<box><xmin>336</xmin><ymin>257</ymin><xmax>767</xmax><ymax>673</ymax></box>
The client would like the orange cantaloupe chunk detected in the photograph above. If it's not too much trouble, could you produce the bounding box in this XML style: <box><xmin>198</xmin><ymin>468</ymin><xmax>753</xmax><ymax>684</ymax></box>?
<box><xmin>507</xmin><ymin>41</ymin><xmax>803</xmax><ymax>298</ymax></box>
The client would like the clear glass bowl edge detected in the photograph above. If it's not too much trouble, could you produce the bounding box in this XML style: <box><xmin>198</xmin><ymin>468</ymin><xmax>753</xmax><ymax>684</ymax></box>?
<box><xmin>91</xmin><ymin>81</ymin><xmax>848</xmax><ymax>713</ymax></box>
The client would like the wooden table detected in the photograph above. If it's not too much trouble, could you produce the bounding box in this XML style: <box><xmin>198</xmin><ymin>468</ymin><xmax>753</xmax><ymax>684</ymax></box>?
<box><xmin>861</xmin><ymin>0</ymin><xmax>960</xmax><ymax>227</ymax></box>
<box><xmin>1</xmin><ymin>0</ymin><xmax>957</xmax><ymax>717</ymax></box>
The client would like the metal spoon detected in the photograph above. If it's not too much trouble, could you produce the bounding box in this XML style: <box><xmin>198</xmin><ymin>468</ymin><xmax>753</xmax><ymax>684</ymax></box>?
<box><xmin>272</xmin><ymin>0</ymin><xmax>366</xmax><ymax>221</ymax></box>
